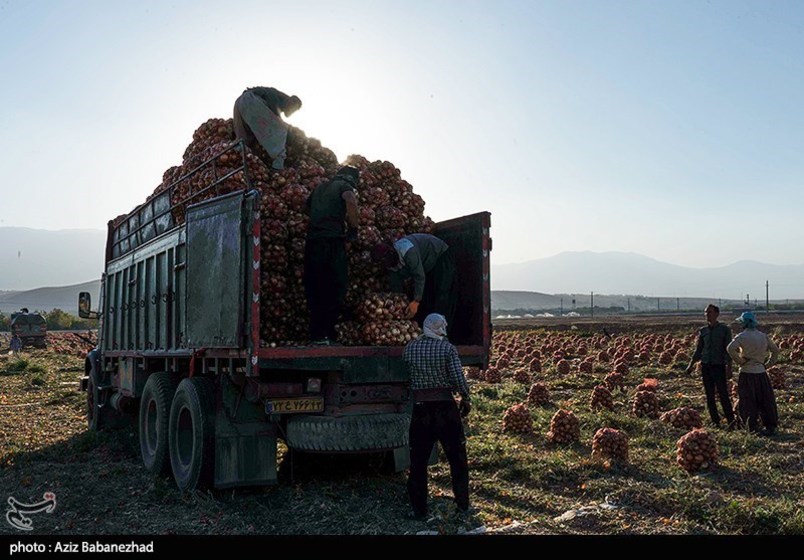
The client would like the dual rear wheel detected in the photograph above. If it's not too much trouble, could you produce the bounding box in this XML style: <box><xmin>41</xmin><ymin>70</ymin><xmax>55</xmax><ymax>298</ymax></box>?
<box><xmin>136</xmin><ymin>378</ymin><xmax>410</xmax><ymax>489</ymax></box>
<box><xmin>138</xmin><ymin>375</ymin><xmax>215</xmax><ymax>491</ymax></box>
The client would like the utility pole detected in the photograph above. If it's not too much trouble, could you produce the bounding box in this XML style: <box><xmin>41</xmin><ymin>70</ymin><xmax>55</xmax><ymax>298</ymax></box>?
<box><xmin>657</xmin><ymin>297</ymin><xmax>660</xmax><ymax>312</ymax></box>
<box><xmin>766</xmin><ymin>280</ymin><xmax>769</xmax><ymax>313</ymax></box>
<box><xmin>676</xmin><ymin>297</ymin><xmax>680</xmax><ymax>312</ymax></box>
<box><xmin>627</xmin><ymin>297</ymin><xmax>631</xmax><ymax>313</ymax></box>
<box><xmin>560</xmin><ymin>297</ymin><xmax>563</xmax><ymax>317</ymax></box>
<box><xmin>590</xmin><ymin>291</ymin><xmax>594</xmax><ymax>318</ymax></box>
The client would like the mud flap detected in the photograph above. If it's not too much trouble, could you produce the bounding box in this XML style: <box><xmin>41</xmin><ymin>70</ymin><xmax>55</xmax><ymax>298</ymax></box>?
<box><xmin>392</xmin><ymin>446</ymin><xmax>409</xmax><ymax>472</ymax></box>
<box><xmin>214</xmin><ymin>375</ymin><xmax>278</xmax><ymax>488</ymax></box>
<box><xmin>391</xmin><ymin>443</ymin><xmax>439</xmax><ymax>472</ymax></box>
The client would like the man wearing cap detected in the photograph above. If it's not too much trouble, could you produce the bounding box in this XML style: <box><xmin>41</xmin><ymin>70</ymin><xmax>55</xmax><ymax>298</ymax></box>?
<box><xmin>402</xmin><ymin>313</ymin><xmax>471</xmax><ymax>520</ymax></box>
<box><xmin>370</xmin><ymin>233</ymin><xmax>456</xmax><ymax>327</ymax></box>
<box><xmin>685</xmin><ymin>304</ymin><xmax>736</xmax><ymax>429</ymax></box>
<box><xmin>727</xmin><ymin>311</ymin><xmax>780</xmax><ymax>436</ymax></box>
<box><xmin>233</xmin><ymin>86</ymin><xmax>302</xmax><ymax>170</ymax></box>
<box><xmin>303</xmin><ymin>166</ymin><xmax>360</xmax><ymax>345</ymax></box>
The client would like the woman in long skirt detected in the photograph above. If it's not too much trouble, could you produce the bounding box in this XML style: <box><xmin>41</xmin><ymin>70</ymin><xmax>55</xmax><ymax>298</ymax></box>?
<box><xmin>726</xmin><ymin>312</ymin><xmax>781</xmax><ymax>436</ymax></box>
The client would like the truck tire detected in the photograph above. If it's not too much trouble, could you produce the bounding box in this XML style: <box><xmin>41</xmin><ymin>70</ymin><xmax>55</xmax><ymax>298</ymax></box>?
<box><xmin>285</xmin><ymin>413</ymin><xmax>410</xmax><ymax>452</ymax></box>
<box><xmin>139</xmin><ymin>373</ymin><xmax>179</xmax><ymax>476</ymax></box>
<box><xmin>86</xmin><ymin>373</ymin><xmax>103</xmax><ymax>432</ymax></box>
<box><xmin>168</xmin><ymin>377</ymin><xmax>215</xmax><ymax>491</ymax></box>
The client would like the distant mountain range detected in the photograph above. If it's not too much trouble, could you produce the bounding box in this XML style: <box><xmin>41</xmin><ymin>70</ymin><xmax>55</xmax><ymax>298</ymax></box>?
<box><xmin>2</xmin><ymin>281</ymin><xmax>801</xmax><ymax>319</ymax></box>
<box><xmin>0</xmin><ymin>280</ymin><xmax>101</xmax><ymax>316</ymax></box>
<box><xmin>2</xmin><ymin>229</ymin><xmax>803</xmax><ymax>312</ymax></box>
<box><xmin>493</xmin><ymin>251</ymin><xmax>804</xmax><ymax>300</ymax></box>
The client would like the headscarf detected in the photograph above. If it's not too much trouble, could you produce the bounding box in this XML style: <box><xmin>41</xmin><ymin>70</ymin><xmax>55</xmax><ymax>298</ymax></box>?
<box><xmin>736</xmin><ymin>311</ymin><xmax>758</xmax><ymax>329</ymax></box>
<box><xmin>423</xmin><ymin>313</ymin><xmax>448</xmax><ymax>340</ymax></box>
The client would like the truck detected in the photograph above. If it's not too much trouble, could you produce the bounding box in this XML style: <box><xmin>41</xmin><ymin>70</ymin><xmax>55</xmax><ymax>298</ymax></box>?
<box><xmin>79</xmin><ymin>140</ymin><xmax>491</xmax><ymax>490</ymax></box>
<box><xmin>10</xmin><ymin>309</ymin><xmax>47</xmax><ymax>349</ymax></box>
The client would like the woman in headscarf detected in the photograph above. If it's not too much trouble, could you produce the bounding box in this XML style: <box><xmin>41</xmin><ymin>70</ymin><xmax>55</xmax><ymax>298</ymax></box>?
<box><xmin>726</xmin><ymin>311</ymin><xmax>781</xmax><ymax>436</ymax></box>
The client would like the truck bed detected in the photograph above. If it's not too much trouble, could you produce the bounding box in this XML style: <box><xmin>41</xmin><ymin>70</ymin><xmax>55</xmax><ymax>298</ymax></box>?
<box><xmin>100</xmin><ymin>170</ymin><xmax>490</xmax><ymax>373</ymax></box>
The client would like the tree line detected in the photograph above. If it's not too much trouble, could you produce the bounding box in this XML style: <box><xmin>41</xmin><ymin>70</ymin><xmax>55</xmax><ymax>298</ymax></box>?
<box><xmin>0</xmin><ymin>309</ymin><xmax>99</xmax><ymax>331</ymax></box>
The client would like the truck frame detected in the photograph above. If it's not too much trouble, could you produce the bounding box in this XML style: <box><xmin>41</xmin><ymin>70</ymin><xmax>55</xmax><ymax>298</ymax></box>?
<box><xmin>80</xmin><ymin>141</ymin><xmax>491</xmax><ymax>490</ymax></box>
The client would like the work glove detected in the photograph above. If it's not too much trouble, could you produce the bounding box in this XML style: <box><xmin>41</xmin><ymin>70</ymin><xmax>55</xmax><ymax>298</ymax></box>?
<box><xmin>346</xmin><ymin>227</ymin><xmax>358</xmax><ymax>242</ymax></box>
<box><xmin>459</xmin><ymin>399</ymin><xmax>471</xmax><ymax>418</ymax></box>
<box><xmin>406</xmin><ymin>300</ymin><xmax>419</xmax><ymax>319</ymax></box>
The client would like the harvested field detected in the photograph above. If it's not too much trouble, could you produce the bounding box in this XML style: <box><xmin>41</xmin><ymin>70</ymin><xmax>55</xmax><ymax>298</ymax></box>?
<box><xmin>1</xmin><ymin>320</ymin><xmax>803</xmax><ymax>536</ymax></box>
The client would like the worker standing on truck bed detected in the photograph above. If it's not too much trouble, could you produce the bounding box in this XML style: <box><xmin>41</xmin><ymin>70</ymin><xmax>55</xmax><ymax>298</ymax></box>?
<box><xmin>402</xmin><ymin>313</ymin><xmax>472</xmax><ymax>520</ymax></box>
<box><xmin>233</xmin><ymin>86</ymin><xmax>302</xmax><ymax>170</ymax></box>
<box><xmin>303</xmin><ymin>166</ymin><xmax>360</xmax><ymax>345</ymax></box>
<box><xmin>371</xmin><ymin>233</ymin><xmax>457</xmax><ymax>328</ymax></box>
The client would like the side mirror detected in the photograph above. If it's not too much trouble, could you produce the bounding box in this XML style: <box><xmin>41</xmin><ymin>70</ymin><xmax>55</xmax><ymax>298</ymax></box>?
<box><xmin>78</xmin><ymin>292</ymin><xmax>99</xmax><ymax>320</ymax></box>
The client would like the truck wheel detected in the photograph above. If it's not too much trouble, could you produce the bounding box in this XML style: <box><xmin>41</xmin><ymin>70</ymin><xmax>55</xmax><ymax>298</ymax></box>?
<box><xmin>169</xmin><ymin>377</ymin><xmax>215</xmax><ymax>491</ymax></box>
<box><xmin>86</xmin><ymin>374</ymin><xmax>103</xmax><ymax>431</ymax></box>
<box><xmin>139</xmin><ymin>373</ymin><xmax>179</xmax><ymax>476</ymax></box>
<box><xmin>286</xmin><ymin>413</ymin><xmax>410</xmax><ymax>452</ymax></box>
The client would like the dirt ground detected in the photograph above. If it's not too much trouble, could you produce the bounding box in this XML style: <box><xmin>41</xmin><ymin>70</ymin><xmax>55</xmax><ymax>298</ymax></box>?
<box><xmin>1</xmin><ymin>317</ymin><xmax>802</xmax><ymax>537</ymax></box>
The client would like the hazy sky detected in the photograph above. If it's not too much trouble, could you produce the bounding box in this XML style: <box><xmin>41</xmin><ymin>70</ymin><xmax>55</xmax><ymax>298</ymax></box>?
<box><xmin>1</xmin><ymin>0</ymin><xmax>803</xmax><ymax>268</ymax></box>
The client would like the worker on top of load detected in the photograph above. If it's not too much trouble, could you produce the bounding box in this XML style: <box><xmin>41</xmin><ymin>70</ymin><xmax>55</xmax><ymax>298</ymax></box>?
<box><xmin>233</xmin><ymin>86</ymin><xmax>302</xmax><ymax>170</ymax></box>
<box><xmin>303</xmin><ymin>165</ymin><xmax>360</xmax><ymax>345</ymax></box>
<box><xmin>371</xmin><ymin>233</ymin><xmax>456</xmax><ymax>329</ymax></box>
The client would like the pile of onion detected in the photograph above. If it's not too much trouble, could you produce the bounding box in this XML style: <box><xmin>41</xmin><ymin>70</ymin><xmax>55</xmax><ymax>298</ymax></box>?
<box><xmin>149</xmin><ymin>118</ymin><xmax>435</xmax><ymax>345</ymax></box>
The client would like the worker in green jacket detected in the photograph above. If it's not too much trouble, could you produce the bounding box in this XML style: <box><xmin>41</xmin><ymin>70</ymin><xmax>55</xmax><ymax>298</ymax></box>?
<box><xmin>371</xmin><ymin>233</ymin><xmax>456</xmax><ymax>328</ymax></box>
<box><xmin>303</xmin><ymin>166</ymin><xmax>360</xmax><ymax>345</ymax></box>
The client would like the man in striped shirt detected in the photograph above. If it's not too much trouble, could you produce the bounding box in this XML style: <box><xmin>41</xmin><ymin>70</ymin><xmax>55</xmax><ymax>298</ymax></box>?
<box><xmin>402</xmin><ymin>313</ymin><xmax>471</xmax><ymax>520</ymax></box>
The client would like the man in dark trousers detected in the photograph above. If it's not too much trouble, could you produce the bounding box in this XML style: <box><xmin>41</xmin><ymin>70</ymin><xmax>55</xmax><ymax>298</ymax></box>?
<box><xmin>233</xmin><ymin>86</ymin><xmax>302</xmax><ymax>169</ymax></box>
<box><xmin>402</xmin><ymin>313</ymin><xmax>472</xmax><ymax>520</ymax></box>
<box><xmin>685</xmin><ymin>304</ymin><xmax>736</xmax><ymax>429</ymax></box>
<box><xmin>370</xmin><ymin>233</ymin><xmax>456</xmax><ymax>327</ymax></box>
<box><xmin>303</xmin><ymin>166</ymin><xmax>359</xmax><ymax>345</ymax></box>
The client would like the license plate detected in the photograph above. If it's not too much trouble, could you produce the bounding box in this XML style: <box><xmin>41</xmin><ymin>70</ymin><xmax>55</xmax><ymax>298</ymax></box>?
<box><xmin>265</xmin><ymin>397</ymin><xmax>324</xmax><ymax>414</ymax></box>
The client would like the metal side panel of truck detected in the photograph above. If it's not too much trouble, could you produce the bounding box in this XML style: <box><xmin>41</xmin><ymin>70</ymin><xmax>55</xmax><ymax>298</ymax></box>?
<box><xmin>81</xmin><ymin>146</ymin><xmax>490</xmax><ymax>490</ymax></box>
